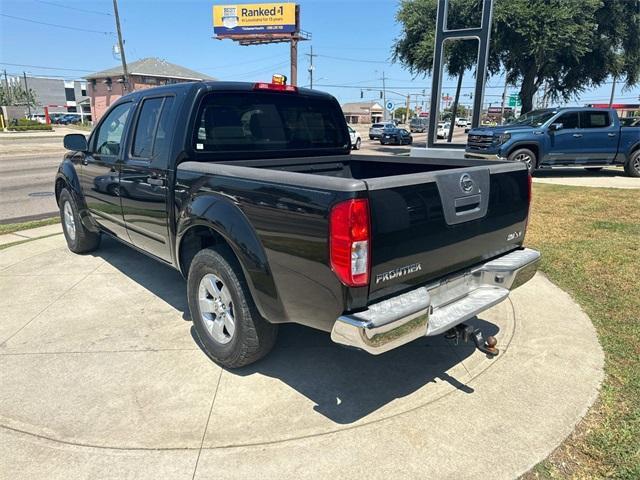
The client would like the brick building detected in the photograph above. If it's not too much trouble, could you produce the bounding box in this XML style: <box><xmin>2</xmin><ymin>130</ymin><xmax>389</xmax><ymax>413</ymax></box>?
<box><xmin>341</xmin><ymin>101</ymin><xmax>384</xmax><ymax>124</ymax></box>
<box><xmin>85</xmin><ymin>57</ymin><xmax>213</xmax><ymax>121</ymax></box>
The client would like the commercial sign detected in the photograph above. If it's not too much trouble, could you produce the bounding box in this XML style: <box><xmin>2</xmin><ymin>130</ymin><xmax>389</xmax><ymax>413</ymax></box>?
<box><xmin>488</xmin><ymin>106</ymin><xmax>513</xmax><ymax>114</ymax></box>
<box><xmin>213</xmin><ymin>3</ymin><xmax>297</xmax><ymax>35</ymax></box>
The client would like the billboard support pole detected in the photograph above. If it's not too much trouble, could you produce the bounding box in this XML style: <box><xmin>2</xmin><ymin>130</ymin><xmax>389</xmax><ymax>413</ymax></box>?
<box><xmin>290</xmin><ymin>38</ymin><xmax>298</xmax><ymax>86</ymax></box>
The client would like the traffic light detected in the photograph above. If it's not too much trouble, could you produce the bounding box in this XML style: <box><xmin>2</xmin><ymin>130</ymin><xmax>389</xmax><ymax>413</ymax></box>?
<box><xmin>360</xmin><ymin>90</ymin><xmax>363</xmax><ymax>99</ymax></box>
<box><xmin>379</xmin><ymin>91</ymin><xmax>383</xmax><ymax>99</ymax></box>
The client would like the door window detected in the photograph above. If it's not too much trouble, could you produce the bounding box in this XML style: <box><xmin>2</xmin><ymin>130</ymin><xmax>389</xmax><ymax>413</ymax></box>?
<box><xmin>94</xmin><ymin>102</ymin><xmax>132</xmax><ymax>156</ymax></box>
<box><xmin>580</xmin><ymin>111</ymin><xmax>611</xmax><ymax>128</ymax></box>
<box><xmin>132</xmin><ymin>98</ymin><xmax>163</xmax><ymax>158</ymax></box>
<box><xmin>131</xmin><ymin>96</ymin><xmax>175</xmax><ymax>159</ymax></box>
<box><xmin>557</xmin><ymin>112</ymin><xmax>579</xmax><ymax>129</ymax></box>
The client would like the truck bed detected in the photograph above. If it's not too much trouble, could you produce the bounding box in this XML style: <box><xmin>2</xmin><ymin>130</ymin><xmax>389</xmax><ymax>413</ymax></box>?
<box><xmin>178</xmin><ymin>154</ymin><xmax>529</xmax><ymax>318</ymax></box>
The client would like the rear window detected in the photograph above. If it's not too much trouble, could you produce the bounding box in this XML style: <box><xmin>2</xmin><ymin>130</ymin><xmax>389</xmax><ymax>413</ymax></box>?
<box><xmin>194</xmin><ymin>91</ymin><xmax>348</xmax><ymax>153</ymax></box>
<box><xmin>580</xmin><ymin>111</ymin><xmax>611</xmax><ymax>128</ymax></box>
<box><xmin>372</xmin><ymin>123</ymin><xmax>384</xmax><ymax>128</ymax></box>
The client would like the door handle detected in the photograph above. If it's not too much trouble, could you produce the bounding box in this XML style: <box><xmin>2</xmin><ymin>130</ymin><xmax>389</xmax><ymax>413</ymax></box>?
<box><xmin>607</xmin><ymin>133</ymin><xmax>616</xmax><ymax>137</ymax></box>
<box><xmin>147</xmin><ymin>177</ymin><xmax>166</xmax><ymax>186</ymax></box>
<box><xmin>572</xmin><ymin>133</ymin><xmax>583</xmax><ymax>138</ymax></box>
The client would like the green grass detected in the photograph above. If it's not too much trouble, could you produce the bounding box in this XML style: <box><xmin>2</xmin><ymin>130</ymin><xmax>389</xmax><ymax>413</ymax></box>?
<box><xmin>523</xmin><ymin>184</ymin><xmax>640</xmax><ymax>480</ymax></box>
<box><xmin>0</xmin><ymin>217</ymin><xmax>60</xmax><ymax>235</ymax></box>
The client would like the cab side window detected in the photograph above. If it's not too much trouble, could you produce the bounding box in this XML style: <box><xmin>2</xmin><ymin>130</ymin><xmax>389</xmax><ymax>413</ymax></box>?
<box><xmin>557</xmin><ymin>112</ymin><xmax>579</xmax><ymax>129</ymax></box>
<box><xmin>580</xmin><ymin>111</ymin><xmax>611</xmax><ymax>128</ymax></box>
<box><xmin>131</xmin><ymin>96</ymin><xmax>175</xmax><ymax>159</ymax></box>
<box><xmin>94</xmin><ymin>103</ymin><xmax>132</xmax><ymax>156</ymax></box>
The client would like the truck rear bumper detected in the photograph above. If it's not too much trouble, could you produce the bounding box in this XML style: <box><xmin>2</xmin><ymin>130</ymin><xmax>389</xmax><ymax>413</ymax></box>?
<box><xmin>331</xmin><ymin>248</ymin><xmax>540</xmax><ymax>354</ymax></box>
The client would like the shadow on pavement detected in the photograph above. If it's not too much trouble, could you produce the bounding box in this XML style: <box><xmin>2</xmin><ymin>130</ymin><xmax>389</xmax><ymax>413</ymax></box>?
<box><xmin>94</xmin><ymin>236</ymin><xmax>190</xmax><ymax>319</ymax></box>
<box><xmin>96</xmin><ymin>236</ymin><xmax>501</xmax><ymax>424</ymax></box>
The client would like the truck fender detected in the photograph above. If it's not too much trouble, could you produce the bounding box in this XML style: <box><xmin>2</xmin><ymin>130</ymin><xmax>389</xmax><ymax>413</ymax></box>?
<box><xmin>55</xmin><ymin>155</ymin><xmax>99</xmax><ymax>233</ymax></box>
<box><xmin>175</xmin><ymin>193</ymin><xmax>286</xmax><ymax>324</ymax></box>
<box><xmin>505</xmin><ymin>141</ymin><xmax>543</xmax><ymax>164</ymax></box>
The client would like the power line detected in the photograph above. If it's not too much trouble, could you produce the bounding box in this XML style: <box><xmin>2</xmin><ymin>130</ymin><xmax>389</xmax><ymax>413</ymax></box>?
<box><xmin>315</xmin><ymin>54</ymin><xmax>388</xmax><ymax>65</ymax></box>
<box><xmin>34</xmin><ymin>0</ymin><xmax>113</xmax><ymax>17</ymax></box>
<box><xmin>0</xmin><ymin>13</ymin><xmax>114</xmax><ymax>35</ymax></box>
<box><xmin>0</xmin><ymin>62</ymin><xmax>94</xmax><ymax>73</ymax></box>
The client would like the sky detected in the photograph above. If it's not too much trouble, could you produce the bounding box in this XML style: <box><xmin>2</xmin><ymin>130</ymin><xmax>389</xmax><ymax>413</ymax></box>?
<box><xmin>1</xmin><ymin>0</ymin><xmax>639</xmax><ymax>112</ymax></box>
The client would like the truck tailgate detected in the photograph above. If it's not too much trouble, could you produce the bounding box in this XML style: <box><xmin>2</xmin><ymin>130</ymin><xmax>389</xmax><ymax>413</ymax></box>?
<box><xmin>365</xmin><ymin>164</ymin><xmax>530</xmax><ymax>302</ymax></box>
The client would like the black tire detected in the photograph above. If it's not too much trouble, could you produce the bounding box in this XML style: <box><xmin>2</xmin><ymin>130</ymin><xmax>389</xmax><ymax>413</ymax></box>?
<box><xmin>59</xmin><ymin>188</ymin><xmax>101</xmax><ymax>254</ymax></box>
<box><xmin>584</xmin><ymin>167</ymin><xmax>604</xmax><ymax>172</ymax></box>
<box><xmin>508</xmin><ymin>148</ymin><xmax>537</xmax><ymax>175</ymax></box>
<box><xmin>624</xmin><ymin>150</ymin><xmax>640</xmax><ymax>178</ymax></box>
<box><xmin>354</xmin><ymin>138</ymin><xmax>361</xmax><ymax>150</ymax></box>
<box><xmin>187</xmin><ymin>247</ymin><xmax>278</xmax><ymax>368</ymax></box>
<box><xmin>369</xmin><ymin>135</ymin><xmax>374</xmax><ymax>140</ymax></box>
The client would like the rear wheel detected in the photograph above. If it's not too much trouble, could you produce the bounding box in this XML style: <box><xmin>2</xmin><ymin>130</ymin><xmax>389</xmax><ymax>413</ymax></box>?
<box><xmin>624</xmin><ymin>150</ymin><xmax>640</xmax><ymax>178</ymax></box>
<box><xmin>59</xmin><ymin>188</ymin><xmax>100</xmax><ymax>254</ymax></box>
<box><xmin>187</xmin><ymin>247</ymin><xmax>278</xmax><ymax>368</ymax></box>
<box><xmin>508</xmin><ymin>148</ymin><xmax>537</xmax><ymax>175</ymax></box>
<box><xmin>369</xmin><ymin>135</ymin><xmax>374</xmax><ymax>140</ymax></box>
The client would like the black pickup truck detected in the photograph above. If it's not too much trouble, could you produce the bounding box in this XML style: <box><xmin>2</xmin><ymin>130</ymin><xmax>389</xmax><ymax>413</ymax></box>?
<box><xmin>56</xmin><ymin>80</ymin><xmax>540</xmax><ymax>368</ymax></box>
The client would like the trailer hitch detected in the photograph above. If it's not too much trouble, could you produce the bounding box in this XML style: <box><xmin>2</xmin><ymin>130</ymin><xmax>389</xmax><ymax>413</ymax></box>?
<box><xmin>445</xmin><ymin>323</ymin><xmax>499</xmax><ymax>357</ymax></box>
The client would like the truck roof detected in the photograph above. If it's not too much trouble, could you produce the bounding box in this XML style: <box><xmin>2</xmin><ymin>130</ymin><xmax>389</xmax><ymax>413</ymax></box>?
<box><xmin>117</xmin><ymin>80</ymin><xmax>335</xmax><ymax>102</ymax></box>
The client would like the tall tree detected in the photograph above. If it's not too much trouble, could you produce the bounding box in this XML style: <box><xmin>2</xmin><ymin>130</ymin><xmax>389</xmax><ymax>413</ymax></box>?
<box><xmin>0</xmin><ymin>78</ymin><xmax>38</xmax><ymax>108</ymax></box>
<box><xmin>394</xmin><ymin>0</ymin><xmax>640</xmax><ymax>113</ymax></box>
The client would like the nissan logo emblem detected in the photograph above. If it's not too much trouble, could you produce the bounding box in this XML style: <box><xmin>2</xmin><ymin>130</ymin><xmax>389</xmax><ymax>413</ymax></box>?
<box><xmin>460</xmin><ymin>173</ymin><xmax>474</xmax><ymax>193</ymax></box>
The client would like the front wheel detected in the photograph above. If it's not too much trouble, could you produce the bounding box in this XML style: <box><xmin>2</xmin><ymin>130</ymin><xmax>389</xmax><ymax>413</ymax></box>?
<box><xmin>59</xmin><ymin>188</ymin><xmax>100</xmax><ymax>253</ymax></box>
<box><xmin>624</xmin><ymin>150</ymin><xmax>640</xmax><ymax>178</ymax></box>
<box><xmin>187</xmin><ymin>247</ymin><xmax>278</xmax><ymax>368</ymax></box>
<box><xmin>369</xmin><ymin>135</ymin><xmax>374</xmax><ymax>140</ymax></box>
<box><xmin>508</xmin><ymin>148</ymin><xmax>537</xmax><ymax>175</ymax></box>
<box><xmin>354</xmin><ymin>138</ymin><xmax>361</xmax><ymax>150</ymax></box>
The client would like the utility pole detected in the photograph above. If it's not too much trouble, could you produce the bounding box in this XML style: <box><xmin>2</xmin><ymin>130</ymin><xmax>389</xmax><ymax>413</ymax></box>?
<box><xmin>405</xmin><ymin>93</ymin><xmax>411</xmax><ymax>124</ymax></box>
<box><xmin>500</xmin><ymin>79</ymin><xmax>508</xmax><ymax>124</ymax></box>
<box><xmin>23</xmin><ymin>72</ymin><xmax>31</xmax><ymax>116</ymax></box>
<box><xmin>382</xmin><ymin>71</ymin><xmax>387</xmax><ymax>122</ymax></box>
<box><xmin>3</xmin><ymin>70</ymin><xmax>11</xmax><ymax>104</ymax></box>
<box><xmin>609</xmin><ymin>76</ymin><xmax>617</xmax><ymax>107</ymax></box>
<box><xmin>112</xmin><ymin>0</ymin><xmax>130</xmax><ymax>92</ymax></box>
<box><xmin>306</xmin><ymin>45</ymin><xmax>317</xmax><ymax>89</ymax></box>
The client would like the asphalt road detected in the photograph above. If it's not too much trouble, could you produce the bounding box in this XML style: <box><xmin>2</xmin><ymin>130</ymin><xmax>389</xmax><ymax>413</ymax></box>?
<box><xmin>0</xmin><ymin>153</ymin><xmax>62</xmax><ymax>224</ymax></box>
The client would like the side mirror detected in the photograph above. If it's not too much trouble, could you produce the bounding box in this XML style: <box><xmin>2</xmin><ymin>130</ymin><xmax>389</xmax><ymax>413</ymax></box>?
<box><xmin>63</xmin><ymin>133</ymin><xmax>88</xmax><ymax>152</ymax></box>
<box><xmin>549</xmin><ymin>123</ymin><xmax>563</xmax><ymax>132</ymax></box>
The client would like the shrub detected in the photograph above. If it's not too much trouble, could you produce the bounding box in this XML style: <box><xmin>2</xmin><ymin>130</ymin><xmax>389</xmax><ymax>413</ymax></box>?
<box><xmin>7</xmin><ymin>124</ymin><xmax>53</xmax><ymax>131</ymax></box>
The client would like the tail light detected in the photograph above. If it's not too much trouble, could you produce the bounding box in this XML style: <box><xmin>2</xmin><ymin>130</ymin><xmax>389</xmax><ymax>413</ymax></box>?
<box><xmin>329</xmin><ymin>198</ymin><xmax>370</xmax><ymax>287</ymax></box>
<box><xmin>524</xmin><ymin>173</ymin><xmax>533</xmax><ymax>237</ymax></box>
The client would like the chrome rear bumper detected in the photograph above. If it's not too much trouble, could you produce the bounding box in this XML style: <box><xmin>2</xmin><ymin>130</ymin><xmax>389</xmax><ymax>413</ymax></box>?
<box><xmin>331</xmin><ymin>248</ymin><xmax>540</xmax><ymax>354</ymax></box>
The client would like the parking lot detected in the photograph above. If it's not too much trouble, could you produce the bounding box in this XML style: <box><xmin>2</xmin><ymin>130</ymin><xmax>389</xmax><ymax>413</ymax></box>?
<box><xmin>0</xmin><ymin>229</ymin><xmax>603</xmax><ymax>479</ymax></box>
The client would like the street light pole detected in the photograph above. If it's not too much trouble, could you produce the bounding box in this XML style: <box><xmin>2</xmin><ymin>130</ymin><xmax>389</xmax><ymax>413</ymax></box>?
<box><xmin>609</xmin><ymin>76</ymin><xmax>617</xmax><ymax>107</ymax></box>
<box><xmin>382</xmin><ymin>71</ymin><xmax>387</xmax><ymax>122</ymax></box>
<box><xmin>112</xmin><ymin>0</ymin><xmax>130</xmax><ymax>92</ymax></box>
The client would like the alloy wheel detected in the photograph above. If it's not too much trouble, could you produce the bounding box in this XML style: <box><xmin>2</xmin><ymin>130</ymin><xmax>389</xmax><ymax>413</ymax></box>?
<box><xmin>198</xmin><ymin>273</ymin><xmax>236</xmax><ymax>344</ymax></box>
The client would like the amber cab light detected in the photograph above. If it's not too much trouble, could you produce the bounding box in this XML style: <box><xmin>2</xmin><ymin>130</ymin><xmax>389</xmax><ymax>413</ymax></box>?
<box><xmin>254</xmin><ymin>74</ymin><xmax>297</xmax><ymax>92</ymax></box>
<box><xmin>329</xmin><ymin>198</ymin><xmax>370</xmax><ymax>287</ymax></box>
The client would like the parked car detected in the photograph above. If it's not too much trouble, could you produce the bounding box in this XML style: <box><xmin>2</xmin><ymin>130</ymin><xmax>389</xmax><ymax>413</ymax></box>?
<box><xmin>409</xmin><ymin>117</ymin><xmax>429</xmax><ymax>133</ymax></box>
<box><xmin>380</xmin><ymin>127</ymin><xmax>413</xmax><ymax>145</ymax></box>
<box><xmin>436</xmin><ymin>123</ymin><xmax>447</xmax><ymax>139</ymax></box>
<box><xmin>348</xmin><ymin>125</ymin><xmax>362</xmax><ymax>150</ymax></box>
<box><xmin>58</xmin><ymin>114</ymin><xmax>81</xmax><ymax>125</ymax></box>
<box><xmin>57</xmin><ymin>79</ymin><xmax>539</xmax><ymax>368</ymax></box>
<box><xmin>369</xmin><ymin>122</ymin><xmax>395</xmax><ymax>140</ymax></box>
<box><xmin>620</xmin><ymin>117</ymin><xmax>639</xmax><ymax>127</ymax></box>
<box><xmin>465</xmin><ymin>107</ymin><xmax>640</xmax><ymax>176</ymax></box>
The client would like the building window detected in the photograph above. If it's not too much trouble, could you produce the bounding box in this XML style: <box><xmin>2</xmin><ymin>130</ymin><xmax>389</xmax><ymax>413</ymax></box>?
<box><xmin>65</xmin><ymin>87</ymin><xmax>76</xmax><ymax>102</ymax></box>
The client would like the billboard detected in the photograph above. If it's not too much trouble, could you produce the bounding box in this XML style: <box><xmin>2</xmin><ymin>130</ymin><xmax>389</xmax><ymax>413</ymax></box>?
<box><xmin>213</xmin><ymin>3</ymin><xmax>297</xmax><ymax>35</ymax></box>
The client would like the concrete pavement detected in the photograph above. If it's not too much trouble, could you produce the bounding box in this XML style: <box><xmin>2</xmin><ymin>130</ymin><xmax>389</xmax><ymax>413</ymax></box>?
<box><xmin>0</xmin><ymin>153</ymin><xmax>61</xmax><ymax>223</ymax></box>
<box><xmin>0</xmin><ymin>230</ymin><xmax>604</xmax><ymax>479</ymax></box>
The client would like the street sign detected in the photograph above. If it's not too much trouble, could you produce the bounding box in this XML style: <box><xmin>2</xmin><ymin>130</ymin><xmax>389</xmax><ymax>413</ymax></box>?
<box><xmin>385</xmin><ymin>101</ymin><xmax>394</xmax><ymax>112</ymax></box>
<box><xmin>508</xmin><ymin>95</ymin><xmax>522</xmax><ymax>107</ymax></box>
